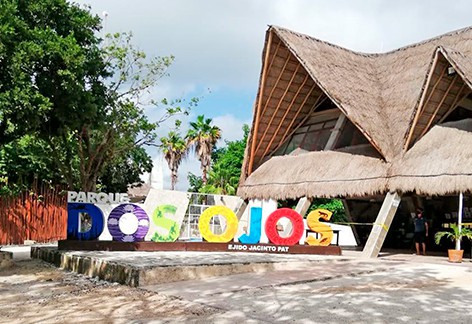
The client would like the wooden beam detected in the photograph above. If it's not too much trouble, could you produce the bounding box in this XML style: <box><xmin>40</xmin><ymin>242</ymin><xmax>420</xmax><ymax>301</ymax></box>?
<box><xmin>404</xmin><ymin>55</ymin><xmax>444</xmax><ymax>150</ymax></box>
<box><xmin>263</xmin><ymin>73</ymin><xmax>315</xmax><ymax>155</ymax></box>
<box><xmin>248</xmin><ymin>30</ymin><xmax>273</xmax><ymax>175</ymax></box>
<box><xmin>324</xmin><ymin>114</ymin><xmax>346</xmax><ymax>151</ymax></box>
<box><xmin>438</xmin><ymin>86</ymin><xmax>470</xmax><ymax>123</ymax></box>
<box><xmin>460</xmin><ymin>96</ymin><xmax>472</xmax><ymax>111</ymax></box>
<box><xmin>258</xmin><ymin>74</ymin><xmax>310</xmax><ymax>156</ymax></box>
<box><xmin>420</xmin><ymin>74</ymin><xmax>458</xmax><ymax>138</ymax></box>
<box><xmin>265</xmin><ymin>41</ymin><xmax>281</xmax><ymax>77</ymax></box>
<box><xmin>259</xmin><ymin>51</ymin><xmax>293</xmax><ymax>118</ymax></box>
<box><xmin>264</xmin><ymin>86</ymin><xmax>325</xmax><ymax>157</ymax></box>
<box><xmin>254</xmin><ymin>64</ymin><xmax>302</xmax><ymax>154</ymax></box>
<box><xmin>267</xmin><ymin>94</ymin><xmax>328</xmax><ymax>157</ymax></box>
<box><xmin>419</xmin><ymin>64</ymin><xmax>449</xmax><ymax>115</ymax></box>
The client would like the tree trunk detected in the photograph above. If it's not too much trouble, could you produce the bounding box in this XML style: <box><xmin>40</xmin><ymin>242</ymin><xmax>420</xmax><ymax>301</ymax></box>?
<box><xmin>171</xmin><ymin>168</ymin><xmax>177</xmax><ymax>190</ymax></box>
<box><xmin>202</xmin><ymin>167</ymin><xmax>207</xmax><ymax>186</ymax></box>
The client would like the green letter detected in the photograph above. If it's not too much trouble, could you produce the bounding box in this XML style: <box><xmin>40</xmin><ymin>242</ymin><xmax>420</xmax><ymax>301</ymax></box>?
<box><xmin>151</xmin><ymin>205</ymin><xmax>180</xmax><ymax>242</ymax></box>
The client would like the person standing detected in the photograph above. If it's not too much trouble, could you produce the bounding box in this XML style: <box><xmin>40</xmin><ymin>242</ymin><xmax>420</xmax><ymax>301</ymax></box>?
<box><xmin>414</xmin><ymin>208</ymin><xmax>428</xmax><ymax>255</ymax></box>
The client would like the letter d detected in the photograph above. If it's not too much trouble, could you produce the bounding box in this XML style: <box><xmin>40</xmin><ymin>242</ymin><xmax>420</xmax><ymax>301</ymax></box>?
<box><xmin>67</xmin><ymin>203</ymin><xmax>104</xmax><ymax>240</ymax></box>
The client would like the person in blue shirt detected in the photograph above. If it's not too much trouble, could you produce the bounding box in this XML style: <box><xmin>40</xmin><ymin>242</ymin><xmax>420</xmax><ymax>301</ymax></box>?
<box><xmin>414</xmin><ymin>208</ymin><xmax>428</xmax><ymax>255</ymax></box>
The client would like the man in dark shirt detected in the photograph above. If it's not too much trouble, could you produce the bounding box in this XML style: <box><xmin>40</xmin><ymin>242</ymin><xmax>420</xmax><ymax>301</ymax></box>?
<box><xmin>414</xmin><ymin>208</ymin><xmax>428</xmax><ymax>255</ymax></box>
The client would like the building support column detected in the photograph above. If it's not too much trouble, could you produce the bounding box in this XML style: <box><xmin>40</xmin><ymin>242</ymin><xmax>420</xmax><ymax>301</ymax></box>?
<box><xmin>362</xmin><ymin>191</ymin><xmax>402</xmax><ymax>258</ymax></box>
<box><xmin>457</xmin><ymin>192</ymin><xmax>464</xmax><ymax>250</ymax></box>
<box><xmin>295</xmin><ymin>197</ymin><xmax>311</xmax><ymax>217</ymax></box>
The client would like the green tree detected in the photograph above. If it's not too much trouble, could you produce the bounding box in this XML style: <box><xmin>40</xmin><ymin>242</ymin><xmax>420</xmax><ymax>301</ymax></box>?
<box><xmin>186</xmin><ymin>115</ymin><xmax>221</xmax><ymax>185</ymax></box>
<box><xmin>307</xmin><ymin>199</ymin><xmax>347</xmax><ymax>223</ymax></box>
<box><xmin>200</xmin><ymin>164</ymin><xmax>238</xmax><ymax>195</ymax></box>
<box><xmin>0</xmin><ymin>135</ymin><xmax>64</xmax><ymax>193</ymax></box>
<box><xmin>187</xmin><ymin>172</ymin><xmax>203</xmax><ymax>193</ymax></box>
<box><xmin>0</xmin><ymin>0</ymin><xmax>108</xmax><ymax>144</ymax></box>
<box><xmin>51</xmin><ymin>31</ymin><xmax>189</xmax><ymax>192</ymax></box>
<box><xmin>159</xmin><ymin>131</ymin><xmax>188</xmax><ymax>190</ymax></box>
<box><xmin>98</xmin><ymin>146</ymin><xmax>153</xmax><ymax>193</ymax></box>
<box><xmin>0</xmin><ymin>1</ymin><xmax>195</xmax><ymax>192</ymax></box>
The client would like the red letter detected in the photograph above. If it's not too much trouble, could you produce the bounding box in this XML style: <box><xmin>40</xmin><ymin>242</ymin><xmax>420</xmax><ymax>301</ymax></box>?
<box><xmin>265</xmin><ymin>208</ymin><xmax>304</xmax><ymax>245</ymax></box>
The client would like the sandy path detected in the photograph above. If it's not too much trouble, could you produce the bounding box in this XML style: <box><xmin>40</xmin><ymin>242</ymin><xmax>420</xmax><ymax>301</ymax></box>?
<box><xmin>0</xmin><ymin>259</ymin><xmax>219</xmax><ymax>323</ymax></box>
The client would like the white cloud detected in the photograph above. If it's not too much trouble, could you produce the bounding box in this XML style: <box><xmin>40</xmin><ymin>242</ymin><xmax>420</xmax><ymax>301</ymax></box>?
<box><xmin>76</xmin><ymin>0</ymin><xmax>472</xmax><ymax>192</ymax></box>
<box><xmin>213</xmin><ymin>114</ymin><xmax>250</xmax><ymax>143</ymax></box>
<box><xmin>78</xmin><ymin>0</ymin><xmax>472</xmax><ymax>92</ymax></box>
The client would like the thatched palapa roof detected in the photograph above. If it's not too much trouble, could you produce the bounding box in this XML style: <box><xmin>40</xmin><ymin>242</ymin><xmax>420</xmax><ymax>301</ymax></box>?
<box><xmin>240</xmin><ymin>151</ymin><xmax>389</xmax><ymax>200</ymax></box>
<box><xmin>239</xmin><ymin>26</ymin><xmax>472</xmax><ymax>200</ymax></box>
<box><xmin>389</xmin><ymin>119</ymin><xmax>472</xmax><ymax>195</ymax></box>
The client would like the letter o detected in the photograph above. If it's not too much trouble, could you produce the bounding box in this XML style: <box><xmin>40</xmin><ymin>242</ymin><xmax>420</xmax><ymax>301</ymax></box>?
<box><xmin>198</xmin><ymin>206</ymin><xmax>238</xmax><ymax>243</ymax></box>
<box><xmin>265</xmin><ymin>208</ymin><xmax>304</xmax><ymax>246</ymax></box>
<box><xmin>108</xmin><ymin>204</ymin><xmax>150</xmax><ymax>242</ymax></box>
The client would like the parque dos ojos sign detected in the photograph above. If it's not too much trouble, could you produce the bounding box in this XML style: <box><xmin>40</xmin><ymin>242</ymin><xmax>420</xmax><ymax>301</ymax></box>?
<box><xmin>67</xmin><ymin>191</ymin><xmax>334</xmax><ymax>246</ymax></box>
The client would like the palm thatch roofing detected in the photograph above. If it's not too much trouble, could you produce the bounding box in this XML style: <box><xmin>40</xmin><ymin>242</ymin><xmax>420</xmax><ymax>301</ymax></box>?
<box><xmin>127</xmin><ymin>183</ymin><xmax>151</xmax><ymax>202</ymax></box>
<box><xmin>239</xmin><ymin>25</ymin><xmax>472</xmax><ymax>200</ymax></box>
<box><xmin>240</xmin><ymin>151</ymin><xmax>389</xmax><ymax>200</ymax></box>
<box><xmin>389</xmin><ymin>119</ymin><xmax>472</xmax><ymax>196</ymax></box>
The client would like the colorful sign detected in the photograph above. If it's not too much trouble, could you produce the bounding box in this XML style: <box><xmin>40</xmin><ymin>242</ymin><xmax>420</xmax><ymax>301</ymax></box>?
<box><xmin>67</xmin><ymin>191</ymin><xmax>334</xmax><ymax>247</ymax></box>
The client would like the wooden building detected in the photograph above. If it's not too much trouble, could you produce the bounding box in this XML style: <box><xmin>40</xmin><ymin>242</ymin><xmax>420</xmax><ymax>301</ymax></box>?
<box><xmin>238</xmin><ymin>26</ymin><xmax>472</xmax><ymax>257</ymax></box>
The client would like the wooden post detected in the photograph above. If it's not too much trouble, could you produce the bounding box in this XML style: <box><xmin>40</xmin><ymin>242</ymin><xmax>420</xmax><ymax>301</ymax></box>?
<box><xmin>362</xmin><ymin>192</ymin><xmax>401</xmax><ymax>258</ymax></box>
<box><xmin>248</xmin><ymin>30</ymin><xmax>273</xmax><ymax>174</ymax></box>
<box><xmin>325</xmin><ymin>114</ymin><xmax>346</xmax><ymax>151</ymax></box>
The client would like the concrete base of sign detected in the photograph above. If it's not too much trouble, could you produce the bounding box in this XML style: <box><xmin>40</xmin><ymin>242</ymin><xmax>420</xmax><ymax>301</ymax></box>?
<box><xmin>32</xmin><ymin>243</ymin><xmax>341</xmax><ymax>287</ymax></box>
<box><xmin>57</xmin><ymin>240</ymin><xmax>341</xmax><ymax>255</ymax></box>
<box><xmin>0</xmin><ymin>251</ymin><xmax>14</xmax><ymax>269</ymax></box>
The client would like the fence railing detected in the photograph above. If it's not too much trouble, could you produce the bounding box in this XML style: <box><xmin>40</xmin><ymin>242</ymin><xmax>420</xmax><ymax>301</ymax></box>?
<box><xmin>0</xmin><ymin>186</ymin><xmax>67</xmax><ymax>245</ymax></box>
<box><xmin>179</xmin><ymin>192</ymin><xmax>227</xmax><ymax>240</ymax></box>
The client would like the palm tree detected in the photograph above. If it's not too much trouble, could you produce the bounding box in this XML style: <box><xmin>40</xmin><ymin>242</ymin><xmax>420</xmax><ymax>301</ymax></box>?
<box><xmin>186</xmin><ymin>115</ymin><xmax>221</xmax><ymax>185</ymax></box>
<box><xmin>159</xmin><ymin>131</ymin><xmax>188</xmax><ymax>190</ymax></box>
<box><xmin>203</xmin><ymin>164</ymin><xmax>238</xmax><ymax>195</ymax></box>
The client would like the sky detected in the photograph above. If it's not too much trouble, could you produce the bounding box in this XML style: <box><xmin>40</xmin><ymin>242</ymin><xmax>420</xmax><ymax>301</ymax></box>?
<box><xmin>75</xmin><ymin>0</ymin><xmax>472</xmax><ymax>190</ymax></box>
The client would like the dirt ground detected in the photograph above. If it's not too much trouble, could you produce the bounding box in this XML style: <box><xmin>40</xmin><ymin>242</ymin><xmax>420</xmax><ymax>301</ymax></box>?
<box><xmin>0</xmin><ymin>259</ymin><xmax>219</xmax><ymax>323</ymax></box>
<box><xmin>2</xmin><ymin>252</ymin><xmax>472</xmax><ymax>323</ymax></box>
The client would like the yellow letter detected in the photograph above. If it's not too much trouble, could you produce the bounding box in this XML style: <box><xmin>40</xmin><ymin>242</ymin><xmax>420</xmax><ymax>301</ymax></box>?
<box><xmin>305</xmin><ymin>209</ymin><xmax>333</xmax><ymax>246</ymax></box>
<box><xmin>198</xmin><ymin>206</ymin><xmax>238</xmax><ymax>243</ymax></box>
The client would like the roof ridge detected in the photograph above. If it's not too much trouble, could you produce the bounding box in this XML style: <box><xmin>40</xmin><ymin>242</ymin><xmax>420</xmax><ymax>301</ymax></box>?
<box><xmin>270</xmin><ymin>24</ymin><xmax>472</xmax><ymax>56</ymax></box>
<box><xmin>269</xmin><ymin>25</ymin><xmax>376</xmax><ymax>57</ymax></box>
<box><xmin>383</xmin><ymin>26</ymin><xmax>472</xmax><ymax>55</ymax></box>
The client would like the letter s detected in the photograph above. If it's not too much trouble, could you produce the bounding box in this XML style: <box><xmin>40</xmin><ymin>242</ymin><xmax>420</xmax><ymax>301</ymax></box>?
<box><xmin>151</xmin><ymin>204</ymin><xmax>180</xmax><ymax>242</ymax></box>
<box><xmin>305</xmin><ymin>209</ymin><xmax>333</xmax><ymax>246</ymax></box>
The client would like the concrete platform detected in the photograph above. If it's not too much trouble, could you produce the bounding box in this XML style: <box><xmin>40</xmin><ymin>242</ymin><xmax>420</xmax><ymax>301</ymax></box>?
<box><xmin>32</xmin><ymin>246</ymin><xmax>346</xmax><ymax>287</ymax></box>
<box><xmin>58</xmin><ymin>240</ymin><xmax>342</xmax><ymax>255</ymax></box>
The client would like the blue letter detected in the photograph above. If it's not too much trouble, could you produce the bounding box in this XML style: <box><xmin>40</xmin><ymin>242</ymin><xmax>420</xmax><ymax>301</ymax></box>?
<box><xmin>67</xmin><ymin>203</ymin><xmax>104</xmax><ymax>240</ymax></box>
<box><xmin>238</xmin><ymin>207</ymin><xmax>262</xmax><ymax>244</ymax></box>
